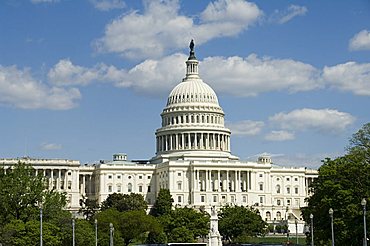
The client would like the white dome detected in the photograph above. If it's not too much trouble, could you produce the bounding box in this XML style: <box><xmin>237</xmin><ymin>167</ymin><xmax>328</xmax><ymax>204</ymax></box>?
<box><xmin>167</xmin><ymin>79</ymin><xmax>219</xmax><ymax>106</ymax></box>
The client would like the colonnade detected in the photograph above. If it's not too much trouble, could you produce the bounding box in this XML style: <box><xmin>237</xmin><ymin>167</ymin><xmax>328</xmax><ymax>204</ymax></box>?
<box><xmin>156</xmin><ymin>132</ymin><xmax>230</xmax><ymax>152</ymax></box>
<box><xmin>191</xmin><ymin>169</ymin><xmax>254</xmax><ymax>192</ymax></box>
<box><xmin>162</xmin><ymin>112</ymin><xmax>224</xmax><ymax>127</ymax></box>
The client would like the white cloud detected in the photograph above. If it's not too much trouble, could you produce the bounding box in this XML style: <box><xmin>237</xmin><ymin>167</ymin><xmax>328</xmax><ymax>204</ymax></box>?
<box><xmin>265</xmin><ymin>130</ymin><xmax>295</xmax><ymax>141</ymax></box>
<box><xmin>90</xmin><ymin>0</ymin><xmax>125</xmax><ymax>11</ymax></box>
<box><xmin>201</xmin><ymin>54</ymin><xmax>321</xmax><ymax>96</ymax></box>
<box><xmin>271</xmin><ymin>5</ymin><xmax>307</xmax><ymax>24</ymax></box>
<box><xmin>349</xmin><ymin>30</ymin><xmax>370</xmax><ymax>51</ymax></box>
<box><xmin>41</xmin><ymin>142</ymin><xmax>62</xmax><ymax>150</ymax></box>
<box><xmin>323</xmin><ymin>61</ymin><xmax>370</xmax><ymax>96</ymax></box>
<box><xmin>269</xmin><ymin>108</ymin><xmax>355</xmax><ymax>134</ymax></box>
<box><xmin>226</xmin><ymin>120</ymin><xmax>264</xmax><ymax>136</ymax></box>
<box><xmin>94</xmin><ymin>0</ymin><xmax>262</xmax><ymax>59</ymax></box>
<box><xmin>0</xmin><ymin>65</ymin><xmax>80</xmax><ymax>110</ymax></box>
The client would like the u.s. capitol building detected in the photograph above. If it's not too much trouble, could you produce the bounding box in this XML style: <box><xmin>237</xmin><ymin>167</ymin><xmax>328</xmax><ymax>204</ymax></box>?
<box><xmin>1</xmin><ymin>42</ymin><xmax>317</xmax><ymax>232</ymax></box>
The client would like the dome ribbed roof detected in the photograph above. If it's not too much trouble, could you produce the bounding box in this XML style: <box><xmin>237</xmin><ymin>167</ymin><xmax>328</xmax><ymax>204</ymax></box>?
<box><xmin>166</xmin><ymin>79</ymin><xmax>219</xmax><ymax>106</ymax></box>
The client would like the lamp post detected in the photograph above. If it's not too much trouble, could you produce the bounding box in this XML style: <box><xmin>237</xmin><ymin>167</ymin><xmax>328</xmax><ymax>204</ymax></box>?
<box><xmin>362</xmin><ymin>198</ymin><xmax>367</xmax><ymax>246</ymax></box>
<box><xmin>329</xmin><ymin>208</ymin><xmax>334</xmax><ymax>246</ymax></box>
<box><xmin>39</xmin><ymin>203</ymin><xmax>43</xmax><ymax>246</ymax></box>
<box><xmin>295</xmin><ymin>218</ymin><xmax>298</xmax><ymax>245</ymax></box>
<box><xmin>110</xmin><ymin>223</ymin><xmax>114</xmax><ymax>246</ymax></box>
<box><xmin>95</xmin><ymin>219</ymin><xmax>98</xmax><ymax>246</ymax></box>
<box><xmin>310</xmin><ymin>213</ymin><xmax>314</xmax><ymax>246</ymax></box>
<box><xmin>72</xmin><ymin>215</ymin><xmax>75</xmax><ymax>246</ymax></box>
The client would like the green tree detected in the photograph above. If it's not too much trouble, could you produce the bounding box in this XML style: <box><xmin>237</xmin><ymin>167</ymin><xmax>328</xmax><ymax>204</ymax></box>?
<box><xmin>119</xmin><ymin>210</ymin><xmax>162</xmax><ymax>246</ymax></box>
<box><xmin>303</xmin><ymin>123</ymin><xmax>370</xmax><ymax>246</ymax></box>
<box><xmin>101</xmin><ymin>193</ymin><xmax>147</xmax><ymax>212</ymax></box>
<box><xmin>218</xmin><ymin>205</ymin><xmax>267</xmax><ymax>243</ymax></box>
<box><xmin>0</xmin><ymin>162</ymin><xmax>68</xmax><ymax>225</ymax></box>
<box><xmin>150</xmin><ymin>189</ymin><xmax>174</xmax><ymax>217</ymax></box>
<box><xmin>0</xmin><ymin>162</ymin><xmax>45</xmax><ymax>223</ymax></box>
<box><xmin>0</xmin><ymin>219</ymin><xmax>62</xmax><ymax>246</ymax></box>
<box><xmin>160</xmin><ymin>206</ymin><xmax>209</xmax><ymax>243</ymax></box>
<box><xmin>79</xmin><ymin>195</ymin><xmax>99</xmax><ymax>221</ymax></box>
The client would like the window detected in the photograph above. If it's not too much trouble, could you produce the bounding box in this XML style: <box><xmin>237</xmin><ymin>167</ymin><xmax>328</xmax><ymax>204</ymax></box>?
<box><xmin>68</xmin><ymin>172</ymin><xmax>71</xmax><ymax>176</ymax></box>
<box><xmin>276</xmin><ymin>211</ymin><xmax>282</xmax><ymax>220</ymax></box>
<box><xmin>287</xmin><ymin>187</ymin><xmax>290</xmax><ymax>194</ymax></box>
<box><xmin>295</xmin><ymin>187</ymin><xmax>299</xmax><ymax>194</ymax></box>
<box><xmin>68</xmin><ymin>181</ymin><xmax>72</xmax><ymax>189</ymax></box>
<box><xmin>277</xmin><ymin>199</ymin><xmax>281</xmax><ymax>206</ymax></box>
<box><xmin>259</xmin><ymin>183</ymin><xmax>263</xmax><ymax>191</ymax></box>
<box><xmin>259</xmin><ymin>173</ymin><xmax>263</xmax><ymax>177</ymax></box>
<box><xmin>259</xmin><ymin>196</ymin><xmax>264</xmax><ymax>204</ymax></box>
<box><xmin>147</xmin><ymin>176</ymin><xmax>151</xmax><ymax>179</ymax></box>
<box><xmin>294</xmin><ymin>177</ymin><xmax>298</xmax><ymax>181</ymax></box>
<box><xmin>276</xmin><ymin>185</ymin><xmax>281</xmax><ymax>193</ymax></box>
<box><xmin>287</xmin><ymin>199</ymin><xmax>291</xmax><ymax>206</ymax></box>
<box><xmin>139</xmin><ymin>186</ymin><xmax>143</xmax><ymax>192</ymax></box>
<box><xmin>286</xmin><ymin>177</ymin><xmax>290</xmax><ymax>181</ymax></box>
<box><xmin>213</xmin><ymin>195</ymin><xmax>217</xmax><ymax>202</ymax></box>
<box><xmin>128</xmin><ymin>176</ymin><xmax>132</xmax><ymax>179</ymax></box>
<box><xmin>266</xmin><ymin>212</ymin><xmax>271</xmax><ymax>221</ymax></box>
<box><xmin>128</xmin><ymin>183</ymin><xmax>132</xmax><ymax>192</ymax></box>
<box><xmin>108</xmin><ymin>185</ymin><xmax>112</xmax><ymax>192</ymax></box>
<box><xmin>231</xmin><ymin>196</ymin><xmax>235</xmax><ymax>203</ymax></box>
<box><xmin>147</xmin><ymin>185</ymin><xmax>151</xmax><ymax>192</ymax></box>
<box><xmin>277</xmin><ymin>178</ymin><xmax>280</xmax><ymax>181</ymax></box>
<box><xmin>178</xmin><ymin>172</ymin><xmax>181</xmax><ymax>176</ymax></box>
<box><xmin>117</xmin><ymin>185</ymin><xmax>121</xmax><ymax>193</ymax></box>
<box><xmin>178</xmin><ymin>196</ymin><xmax>182</xmax><ymax>203</ymax></box>
<box><xmin>177</xmin><ymin>182</ymin><xmax>182</xmax><ymax>190</ymax></box>
<box><xmin>139</xmin><ymin>176</ymin><xmax>142</xmax><ymax>179</ymax></box>
<box><xmin>243</xmin><ymin>196</ymin><xmax>247</xmax><ymax>203</ymax></box>
<box><xmin>108</xmin><ymin>175</ymin><xmax>112</xmax><ymax>179</ymax></box>
<box><xmin>117</xmin><ymin>175</ymin><xmax>121</xmax><ymax>179</ymax></box>
<box><xmin>201</xmin><ymin>196</ymin><xmax>205</xmax><ymax>203</ymax></box>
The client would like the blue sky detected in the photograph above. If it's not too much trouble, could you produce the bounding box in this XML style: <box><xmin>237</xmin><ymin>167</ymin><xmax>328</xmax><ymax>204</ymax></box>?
<box><xmin>1</xmin><ymin>0</ymin><xmax>370</xmax><ymax>168</ymax></box>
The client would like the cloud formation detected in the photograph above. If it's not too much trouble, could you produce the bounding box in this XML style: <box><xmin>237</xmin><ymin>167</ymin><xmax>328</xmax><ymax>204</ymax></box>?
<box><xmin>264</xmin><ymin>130</ymin><xmax>295</xmax><ymax>141</ymax></box>
<box><xmin>94</xmin><ymin>0</ymin><xmax>262</xmax><ymax>59</ymax></box>
<box><xmin>323</xmin><ymin>61</ymin><xmax>370</xmax><ymax>96</ymax></box>
<box><xmin>226</xmin><ymin>120</ymin><xmax>264</xmax><ymax>136</ymax></box>
<box><xmin>0</xmin><ymin>65</ymin><xmax>80</xmax><ymax>110</ymax></box>
<box><xmin>41</xmin><ymin>142</ymin><xmax>62</xmax><ymax>150</ymax></box>
<box><xmin>269</xmin><ymin>108</ymin><xmax>355</xmax><ymax>134</ymax></box>
<box><xmin>349</xmin><ymin>30</ymin><xmax>370</xmax><ymax>51</ymax></box>
<box><xmin>90</xmin><ymin>0</ymin><xmax>125</xmax><ymax>11</ymax></box>
<box><xmin>271</xmin><ymin>5</ymin><xmax>308</xmax><ymax>24</ymax></box>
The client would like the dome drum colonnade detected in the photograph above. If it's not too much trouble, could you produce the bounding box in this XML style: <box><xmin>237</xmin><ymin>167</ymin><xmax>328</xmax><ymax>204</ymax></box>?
<box><xmin>155</xmin><ymin>40</ymin><xmax>231</xmax><ymax>155</ymax></box>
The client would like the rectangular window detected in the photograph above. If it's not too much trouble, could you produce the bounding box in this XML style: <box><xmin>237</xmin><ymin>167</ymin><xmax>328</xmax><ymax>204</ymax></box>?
<box><xmin>139</xmin><ymin>176</ymin><xmax>142</xmax><ymax>179</ymax></box>
<box><xmin>117</xmin><ymin>185</ymin><xmax>121</xmax><ymax>192</ymax></box>
<box><xmin>108</xmin><ymin>175</ymin><xmax>112</xmax><ymax>179</ymax></box>
<box><xmin>259</xmin><ymin>183</ymin><xmax>263</xmax><ymax>191</ymax></box>
<box><xmin>177</xmin><ymin>183</ymin><xmax>182</xmax><ymax>190</ymax></box>
<box><xmin>139</xmin><ymin>186</ymin><xmax>143</xmax><ymax>192</ymax></box>
<box><xmin>259</xmin><ymin>173</ymin><xmax>263</xmax><ymax>177</ymax></box>
<box><xmin>108</xmin><ymin>185</ymin><xmax>112</xmax><ymax>192</ymax></box>
<box><xmin>287</xmin><ymin>199</ymin><xmax>291</xmax><ymax>206</ymax></box>
<box><xmin>147</xmin><ymin>185</ymin><xmax>151</xmax><ymax>192</ymax></box>
<box><xmin>231</xmin><ymin>196</ymin><xmax>235</xmax><ymax>203</ymax></box>
<box><xmin>201</xmin><ymin>195</ymin><xmax>205</xmax><ymax>203</ymax></box>
<box><xmin>242</xmin><ymin>196</ymin><xmax>247</xmax><ymax>203</ymax></box>
<box><xmin>259</xmin><ymin>196</ymin><xmax>264</xmax><ymax>204</ymax></box>
<box><xmin>295</xmin><ymin>187</ymin><xmax>298</xmax><ymax>194</ymax></box>
<box><xmin>178</xmin><ymin>172</ymin><xmax>181</xmax><ymax>176</ymax></box>
<box><xmin>287</xmin><ymin>177</ymin><xmax>290</xmax><ymax>181</ymax></box>
<box><xmin>147</xmin><ymin>176</ymin><xmax>151</xmax><ymax>179</ymax></box>
<box><xmin>277</xmin><ymin>199</ymin><xmax>281</xmax><ymax>206</ymax></box>
<box><xmin>294</xmin><ymin>177</ymin><xmax>298</xmax><ymax>181</ymax></box>
<box><xmin>117</xmin><ymin>175</ymin><xmax>121</xmax><ymax>179</ymax></box>
<box><xmin>287</xmin><ymin>187</ymin><xmax>290</xmax><ymax>194</ymax></box>
<box><xmin>213</xmin><ymin>195</ymin><xmax>217</xmax><ymax>202</ymax></box>
<box><xmin>178</xmin><ymin>196</ymin><xmax>182</xmax><ymax>203</ymax></box>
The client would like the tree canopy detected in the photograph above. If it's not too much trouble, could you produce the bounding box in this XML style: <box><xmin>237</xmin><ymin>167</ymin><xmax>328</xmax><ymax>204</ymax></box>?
<box><xmin>218</xmin><ymin>205</ymin><xmax>267</xmax><ymax>243</ymax></box>
<box><xmin>303</xmin><ymin>123</ymin><xmax>370</xmax><ymax>246</ymax></box>
<box><xmin>160</xmin><ymin>206</ymin><xmax>210</xmax><ymax>243</ymax></box>
<box><xmin>150</xmin><ymin>189</ymin><xmax>173</xmax><ymax>217</ymax></box>
<box><xmin>100</xmin><ymin>193</ymin><xmax>148</xmax><ymax>212</ymax></box>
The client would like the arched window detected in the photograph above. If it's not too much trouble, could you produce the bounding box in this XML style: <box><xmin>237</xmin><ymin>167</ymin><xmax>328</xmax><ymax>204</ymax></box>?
<box><xmin>276</xmin><ymin>211</ymin><xmax>282</xmax><ymax>220</ymax></box>
<box><xmin>276</xmin><ymin>185</ymin><xmax>281</xmax><ymax>193</ymax></box>
<box><xmin>266</xmin><ymin>211</ymin><xmax>271</xmax><ymax>221</ymax></box>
